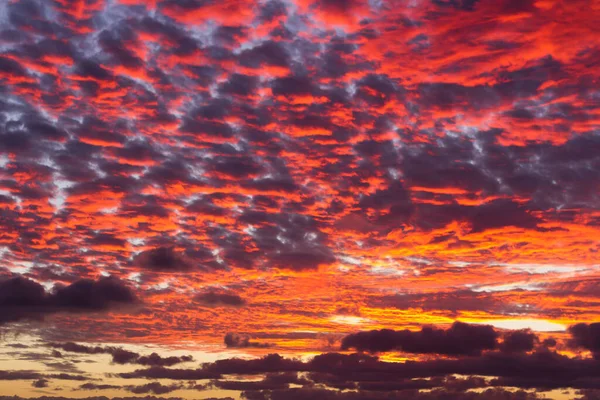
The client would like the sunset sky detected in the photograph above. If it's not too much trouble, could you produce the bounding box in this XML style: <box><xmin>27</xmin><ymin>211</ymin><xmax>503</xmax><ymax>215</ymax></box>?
<box><xmin>0</xmin><ymin>0</ymin><xmax>600</xmax><ymax>399</ymax></box>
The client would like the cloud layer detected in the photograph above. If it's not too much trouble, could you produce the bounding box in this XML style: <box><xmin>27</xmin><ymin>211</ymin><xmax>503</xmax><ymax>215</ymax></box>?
<box><xmin>0</xmin><ymin>0</ymin><xmax>598</xmax><ymax>398</ymax></box>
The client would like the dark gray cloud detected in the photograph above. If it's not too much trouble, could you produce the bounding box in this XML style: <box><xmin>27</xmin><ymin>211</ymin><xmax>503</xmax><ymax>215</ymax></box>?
<box><xmin>195</xmin><ymin>291</ymin><xmax>246</xmax><ymax>307</ymax></box>
<box><xmin>569</xmin><ymin>323</ymin><xmax>600</xmax><ymax>358</ymax></box>
<box><xmin>133</xmin><ymin>247</ymin><xmax>196</xmax><ymax>272</ymax></box>
<box><xmin>115</xmin><ymin>346</ymin><xmax>600</xmax><ymax>391</ymax></box>
<box><xmin>0</xmin><ymin>275</ymin><xmax>137</xmax><ymax>325</ymax></box>
<box><xmin>340</xmin><ymin>322</ymin><xmax>498</xmax><ymax>356</ymax></box>
<box><xmin>48</xmin><ymin>342</ymin><xmax>193</xmax><ymax>367</ymax></box>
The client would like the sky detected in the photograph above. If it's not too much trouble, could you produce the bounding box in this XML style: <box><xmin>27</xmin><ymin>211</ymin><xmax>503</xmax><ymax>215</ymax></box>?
<box><xmin>0</xmin><ymin>0</ymin><xmax>599</xmax><ymax>399</ymax></box>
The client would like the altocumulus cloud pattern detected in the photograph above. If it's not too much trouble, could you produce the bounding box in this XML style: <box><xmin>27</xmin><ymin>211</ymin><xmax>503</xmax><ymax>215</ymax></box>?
<box><xmin>0</xmin><ymin>0</ymin><xmax>600</xmax><ymax>399</ymax></box>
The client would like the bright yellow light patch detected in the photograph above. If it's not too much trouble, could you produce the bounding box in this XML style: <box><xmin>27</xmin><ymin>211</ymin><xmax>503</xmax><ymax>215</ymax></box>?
<box><xmin>330</xmin><ymin>315</ymin><xmax>370</xmax><ymax>325</ymax></box>
<box><xmin>469</xmin><ymin>319</ymin><xmax>566</xmax><ymax>332</ymax></box>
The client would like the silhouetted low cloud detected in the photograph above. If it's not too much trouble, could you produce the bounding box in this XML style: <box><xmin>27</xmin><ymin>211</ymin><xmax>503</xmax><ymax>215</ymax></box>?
<box><xmin>48</xmin><ymin>342</ymin><xmax>193</xmax><ymax>366</ymax></box>
<box><xmin>0</xmin><ymin>370</ymin><xmax>87</xmax><ymax>382</ymax></box>
<box><xmin>114</xmin><ymin>346</ymin><xmax>600</xmax><ymax>392</ymax></box>
<box><xmin>340</xmin><ymin>322</ymin><xmax>498</xmax><ymax>355</ymax></box>
<box><xmin>0</xmin><ymin>275</ymin><xmax>137</xmax><ymax>325</ymax></box>
<box><xmin>569</xmin><ymin>323</ymin><xmax>600</xmax><ymax>358</ymax></box>
<box><xmin>225</xmin><ymin>333</ymin><xmax>270</xmax><ymax>348</ymax></box>
<box><xmin>500</xmin><ymin>329</ymin><xmax>538</xmax><ymax>354</ymax></box>
<box><xmin>240</xmin><ymin>387</ymin><xmax>542</xmax><ymax>400</ymax></box>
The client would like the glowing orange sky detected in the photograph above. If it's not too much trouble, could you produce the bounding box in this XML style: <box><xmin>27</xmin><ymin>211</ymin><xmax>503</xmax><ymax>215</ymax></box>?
<box><xmin>0</xmin><ymin>0</ymin><xmax>599</xmax><ymax>399</ymax></box>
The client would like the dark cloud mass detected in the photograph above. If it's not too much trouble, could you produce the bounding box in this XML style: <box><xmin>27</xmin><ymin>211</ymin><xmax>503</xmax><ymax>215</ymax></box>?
<box><xmin>114</xmin><ymin>344</ymin><xmax>600</xmax><ymax>392</ymax></box>
<box><xmin>341</xmin><ymin>322</ymin><xmax>498</xmax><ymax>355</ymax></box>
<box><xmin>500</xmin><ymin>329</ymin><xmax>538</xmax><ymax>354</ymax></box>
<box><xmin>133</xmin><ymin>247</ymin><xmax>196</xmax><ymax>272</ymax></box>
<box><xmin>195</xmin><ymin>291</ymin><xmax>246</xmax><ymax>307</ymax></box>
<box><xmin>0</xmin><ymin>275</ymin><xmax>136</xmax><ymax>325</ymax></box>
<box><xmin>568</xmin><ymin>323</ymin><xmax>600</xmax><ymax>358</ymax></box>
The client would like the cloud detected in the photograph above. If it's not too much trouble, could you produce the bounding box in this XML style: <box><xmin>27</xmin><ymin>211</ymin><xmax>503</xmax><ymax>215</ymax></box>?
<box><xmin>113</xmin><ymin>341</ymin><xmax>600</xmax><ymax>391</ymax></box>
<box><xmin>0</xmin><ymin>0</ymin><xmax>599</xmax><ymax>397</ymax></box>
<box><xmin>241</xmin><ymin>387</ymin><xmax>542</xmax><ymax>400</ymax></box>
<box><xmin>52</xmin><ymin>277</ymin><xmax>137</xmax><ymax>310</ymax></box>
<box><xmin>48</xmin><ymin>342</ymin><xmax>193</xmax><ymax>367</ymax></box>
<box><xmin>79</xmin><ymin>382</ymin><xmax>120</xmax><ymax>390</ymax></box>
<box><xmin>568</xmin><ymin>323</ymin><xmax>600</xmax><ymax>358</ymax></box>
<box><xmin>212</xmin><ymin>372</ymin><xmax>309</xmax><ymax>391</ymax></box>
<box><xmin>0</xmin><ymin>275</ymin><xmax>137</xmax><ymax>325</ymax></box>
<box><xmin>2</xmin><ymin>398</ymin><xmax>187</xmax><ymax>400</ymax></box>
<box><xmin>31</xmin><ymin>379</ymin><xmax>48</xmax><ymax>388</ymax></box>
<box><xmin>133</xmin><ymin>247</ymin><xmax>196</xmax><ymax>272</ymax></box>
<box><xmin>136</xmin><ymin>353</ymin><xmax>194</xmax><ymax>367</ymax></box>
<box><xmin>127</xmin><ymin>382</ymin><xmax>182</xmax><ymax>395</ymax></box>
<box><xmin>224</xmin><ymin>333</ymin><xmax>271</xmax><ymax>349</ymax></box>
<box><xmin>500</xmin><ymin>329</ymin><xmax>538</xmax><ymax>354</ymax></box>
<box><xmin>195</xmin><ymin>291</ymin><xmax>246</xmax><ymax>307</ymax></box>
<box><xmin>340</xmin><ymin>322</ymin><xmax>499</xmax><ymax>356</ymax></box>
<box><xmin>269</xmin><ymin>250</ymin><xmax>336</xmax><ymax>271</ymax></box>
<box><xmin>0</xmin><ymin>370</ymin><xmax>87</xmax><ymax>382</ymax></box>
